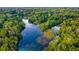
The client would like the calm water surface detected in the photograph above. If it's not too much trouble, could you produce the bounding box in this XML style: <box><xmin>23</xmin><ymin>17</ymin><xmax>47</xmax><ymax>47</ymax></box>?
<box><xmin>18</xmin><ymin>19</ymin><xmax>43</xmax><ymax>51</ymax></box>
<box><xmin>18</xmin><ymin>19</ymin><xmax>60</xmax><ymax>51</ymax></box>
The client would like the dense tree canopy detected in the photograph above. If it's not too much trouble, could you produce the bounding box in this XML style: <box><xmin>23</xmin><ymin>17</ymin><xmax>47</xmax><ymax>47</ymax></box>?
<box><xmin>0</xmin><ymin>8</ymin><xmax>79</xmax><ymax>51</ymax></box>
<box><xmin>0</xmin><ymin>8</ymin><xmax>26</xmax><ymax>50</ymax></box>
<box><xmin>27</xmin><ymin>8</ymin><xmax>79</xmax><ymax>51</ymax></box>
<box><xmin>46</xmin><ymin>18</ymin><xmax>79</xmax><ymax>51</ymax></box>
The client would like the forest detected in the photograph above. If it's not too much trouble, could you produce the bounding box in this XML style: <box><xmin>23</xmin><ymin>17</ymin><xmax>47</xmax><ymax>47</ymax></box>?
<box><xmin>0</xmin><ymin>8</ymin><xmax>79</xmax><ymax>51</ymax></box>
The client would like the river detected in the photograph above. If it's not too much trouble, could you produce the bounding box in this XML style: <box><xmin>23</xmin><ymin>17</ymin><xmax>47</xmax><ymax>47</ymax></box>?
<box><xmin>18</xmin><ymin>19</ymin><xmax>44</xmax><ymax>51</ymax></box>
<box><xmin>18</xmin><ymin>19</ymin><xmax>60</xmax><ymax>51</ymax></box>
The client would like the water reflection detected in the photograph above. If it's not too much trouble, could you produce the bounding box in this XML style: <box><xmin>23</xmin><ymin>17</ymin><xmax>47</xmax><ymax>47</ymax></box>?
<box><xmin>52</xmin><ymin>25</ymin><xmax>60</xmax><ymax>37</ymax></box>
<box><xmin>18</xmin><ymin>19</ymin><xmax>43</xmax><ymax>51</ymax></box>
<box><xmin>18</xmin><ymin>19</ymin><xmax>60</xmax><ymax>51</ymax></box>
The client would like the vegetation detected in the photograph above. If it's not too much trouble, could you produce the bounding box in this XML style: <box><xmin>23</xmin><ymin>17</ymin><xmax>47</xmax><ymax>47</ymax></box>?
<box><xmin>0</xmin><ymin>8</ymin><xmax>79</xmax><ymax>51</ymax></box>
<box><xmin>43</xmin><ymin>30</ymin><xmax>54</xmax><ymax>40</ymax></box>
<box><xmin>27</xmin><ymin>8</ymin><xmax>79</xmax><ymax>51</ymax></box>
<box><xmin>0</xmin><ymin>8</ymin><xmax>26</xmax><ymax>50</ymax></box>
<box><xmin>46</xmin><ymin>19</ymin><xmax>79</xmax><ymax>51</ymax></box>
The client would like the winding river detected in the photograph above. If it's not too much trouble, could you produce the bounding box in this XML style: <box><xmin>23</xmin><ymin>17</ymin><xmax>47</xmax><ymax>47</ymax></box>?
<box><xmin>18</xmin><ymin>19</ymin><xmax>60</xmax><ymax>51</ymax></box>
